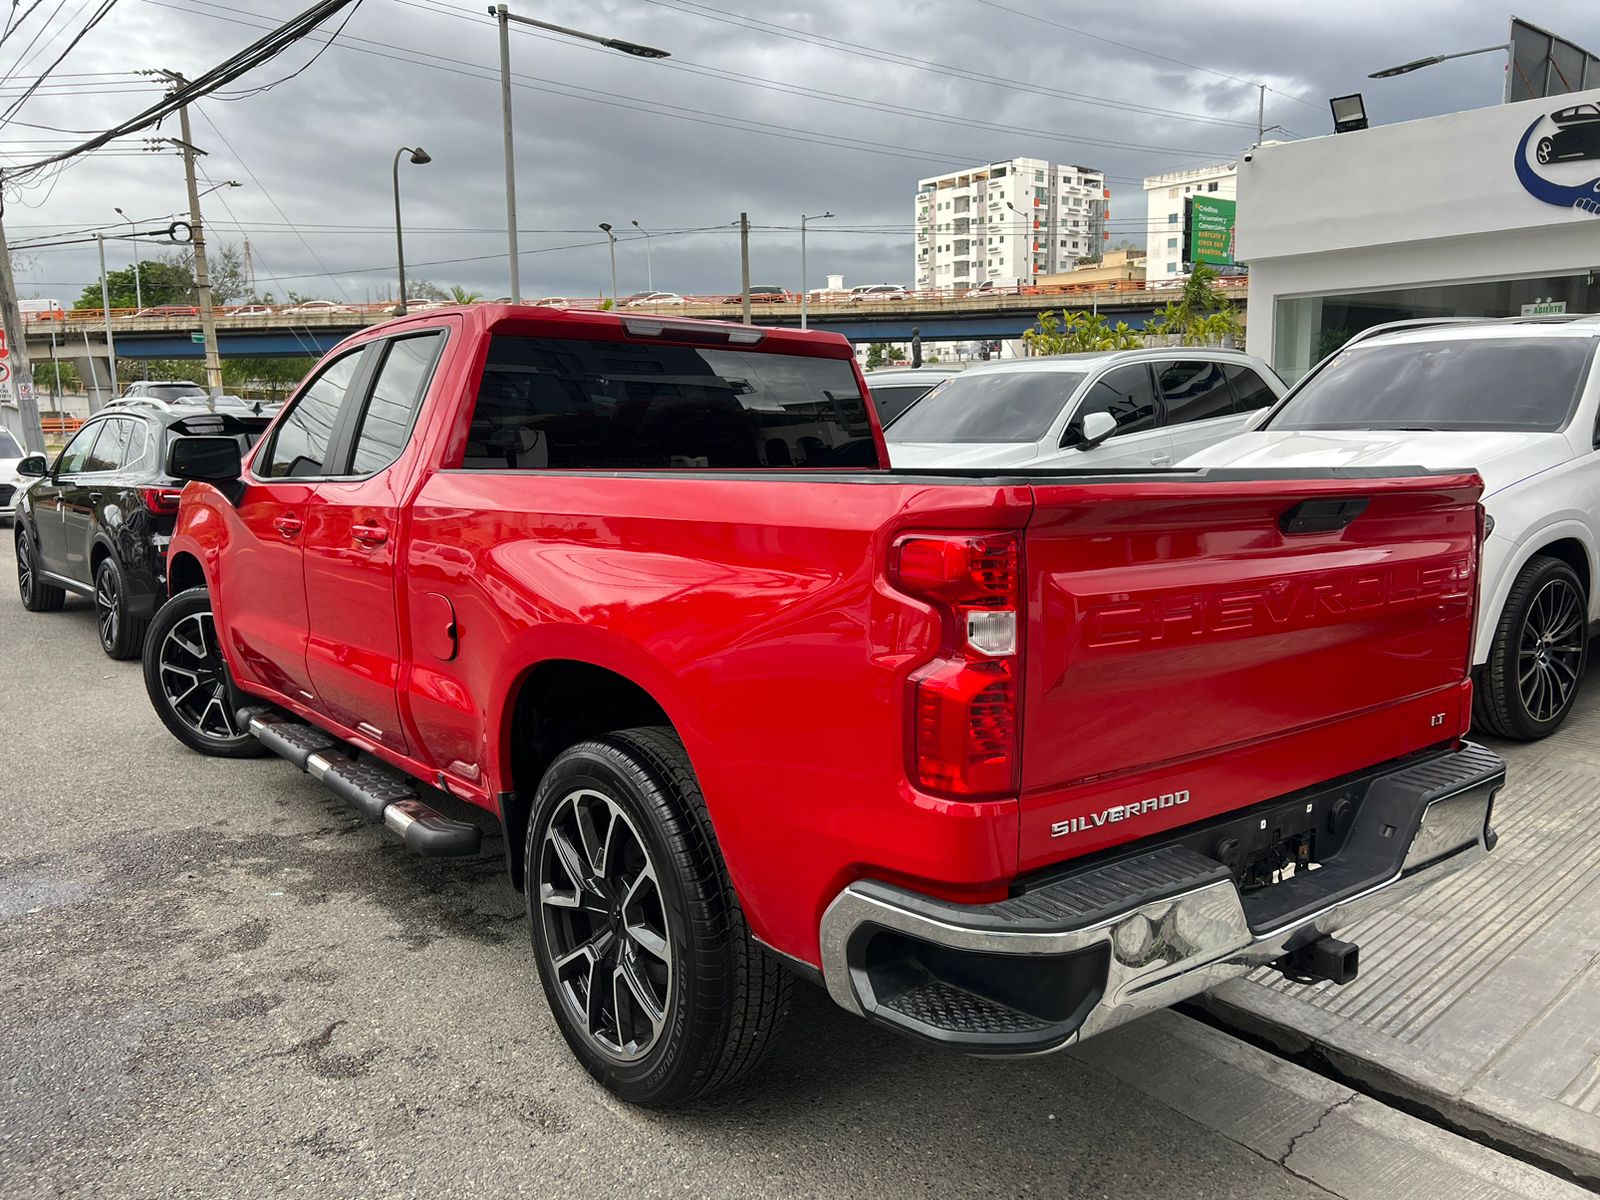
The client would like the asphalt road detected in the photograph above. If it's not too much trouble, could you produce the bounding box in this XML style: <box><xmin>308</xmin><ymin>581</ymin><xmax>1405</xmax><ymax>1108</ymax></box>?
<box><xmin>0</xmin><ymin>580</ymin><xmax>1576</xmax><ymax>1199</ymax></box>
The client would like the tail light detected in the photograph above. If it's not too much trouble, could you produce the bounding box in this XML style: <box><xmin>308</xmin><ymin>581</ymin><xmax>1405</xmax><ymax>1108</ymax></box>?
<box><xmin>142</xmin><ymin>487</ymin><xmax>185</xmax><ymax>514</ymax></box>
<box><xmin>891</xmin><ymin>533</ymin><xmax>1021</xmax><ymax>798</ymax></box>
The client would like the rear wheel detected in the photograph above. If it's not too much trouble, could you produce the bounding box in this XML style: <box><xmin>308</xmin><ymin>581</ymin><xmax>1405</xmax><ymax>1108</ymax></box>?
<box><xmin>94</xmin><ymin>556</ymin><xmax>148</xmax><ymax>660</ymax></box>
<box><xmin>1537</xmin><ymin>136</ymin><xmax>1555</xmax><ymax>164</ymax></box>
<box><xmin>16</xmin><ymin>528</ymin><xmax>65</xmax><ymax>613</ymax></box>
<box><xmin>142</xmin><ymin>587</ymin><xmax>265</xmax><ymax>757</ymax></box>
<box><xmin>526</xmin><ymin>727</ymin><xmax>790</xmax><ymax>1106</ymax></box>
<box><xmin>1475</xmin><ymin>555</ymin><xmax>1588</xmax><ymax>740</ymax></box>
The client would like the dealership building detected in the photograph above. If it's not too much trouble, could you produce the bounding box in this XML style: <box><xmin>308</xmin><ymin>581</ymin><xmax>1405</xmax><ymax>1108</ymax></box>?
<box><xmin>1239</xmin><ymin>84</ymin><xmax>1600</xmax><ymax>380</ymax></box>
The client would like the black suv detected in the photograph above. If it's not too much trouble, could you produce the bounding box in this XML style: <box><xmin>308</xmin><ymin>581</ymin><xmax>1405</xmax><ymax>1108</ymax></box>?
<box><xmin>13</xmin><ymin>402</ymin><xmax>271</xmax><ymax>658</ymax></box>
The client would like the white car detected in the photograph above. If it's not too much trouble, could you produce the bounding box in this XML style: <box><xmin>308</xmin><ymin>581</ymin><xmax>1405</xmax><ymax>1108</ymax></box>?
<box><xmin>863</xmin><ymin>366</ymin><xmax>964</xmax><ymax>426</ymax></box>
<box><xmin>230</xmin><ymin>304</ymin><xmax>275</xmax><ymax>318</ymax></box>
<box><xmin>885</xmin><ymin>348</ymin><xmax>1284</xmax><ymax>471</ymax></box>
<box><xmin>1180</xmin><ymin>317</ymin><xmax>1600</xmax><ymax>740</ymax></box>
<box><xmin>280</xmin><ymin>300</ymin><xmax>356</xmax><ymax>315</ymax></box>
<box><xmin>849</xmin><ymin>284</ymin><xmax>910</xmax><ymax>302</ymax></box>
<box><xmin>533</xmin><ymin>297</ymin><xmax>572</xmax><ymax>310</ymax></box>
<box><xmin>624</xmin><ymin>291</ymin><xmax>687</xmax><ymax>307</ymax></box>
<box><xmin>0</xmin><ymin>428</ymin><xmax>30</xmax><ymax>523</ymax></box>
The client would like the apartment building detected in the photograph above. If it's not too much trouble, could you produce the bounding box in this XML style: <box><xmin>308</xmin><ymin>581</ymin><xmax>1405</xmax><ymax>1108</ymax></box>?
<box><xmin>1143</xmin><ymin>161</ymin><xmax>1237</xmax><ymax>281</ymax></box>
<box><xmin>914</xmin><ymin>158</ymin><xmax>1108</xmax><ymax>292</ymax></box>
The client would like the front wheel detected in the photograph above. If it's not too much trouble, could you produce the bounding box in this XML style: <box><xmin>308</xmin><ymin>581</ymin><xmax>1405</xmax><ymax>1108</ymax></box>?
<box><xmin>142</xmin><ymin>587</ymin><xmax>265</xmax><ymax>757</ymax></box>
<box><xmin>16</xmin><ymin>528</ymin><xmax>65</xmax><ymax>612</ymax></box>
<box><xmin>526</xmin><ymin>727</ymin><xmax>790</xmax><ymax>1106</ymax></box>
<box><xmin>1475</xmin><ymin>555</ymin><xmax>1588</xmax><ymax>740</ymax></box>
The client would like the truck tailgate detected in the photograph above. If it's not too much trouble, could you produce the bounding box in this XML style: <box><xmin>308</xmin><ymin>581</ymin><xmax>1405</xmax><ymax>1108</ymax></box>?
<box><xmin>1018</xmin><ymin>470</ymin><xmax>1482</xmax><ymax>873</ymax></box>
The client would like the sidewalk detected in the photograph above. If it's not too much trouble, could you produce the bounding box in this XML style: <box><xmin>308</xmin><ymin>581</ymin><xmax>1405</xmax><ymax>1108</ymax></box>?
<box><xmin>1204</xmin><ymin>690</ymin><xmax>1600</xmax><ymax>1184</ymax></box>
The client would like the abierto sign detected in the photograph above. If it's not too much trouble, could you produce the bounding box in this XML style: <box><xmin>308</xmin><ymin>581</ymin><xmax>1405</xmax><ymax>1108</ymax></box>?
<box><xmin>1186</xmin><ymin>196</ymin><xmax>1237</xmax><ymax>266</ymax></box>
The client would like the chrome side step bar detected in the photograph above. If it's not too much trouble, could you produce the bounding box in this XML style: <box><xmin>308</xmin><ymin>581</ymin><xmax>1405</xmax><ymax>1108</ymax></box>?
<box><xmin>246</xmin><ymin>710</ymin><xmax>481</xmax><ymax>857</ymax></box>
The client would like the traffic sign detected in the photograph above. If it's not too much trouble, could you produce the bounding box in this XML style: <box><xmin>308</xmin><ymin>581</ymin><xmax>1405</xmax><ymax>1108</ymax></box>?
<box><xmin>191</xmin><ymin>332</ymin><xmax>207</xmax><ymax>343</ymax></box>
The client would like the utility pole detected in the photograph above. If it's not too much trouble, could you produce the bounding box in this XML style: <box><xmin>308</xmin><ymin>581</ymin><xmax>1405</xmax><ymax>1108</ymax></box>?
<box><xmin>163</xmin><ymin>74</ymin><xmax>222</xmax><ymax>408</ymax></box>
<box><xmin>0</xmin><ymin>190</ymin><xmax>46</xmax><ymax>453</ymax></box>
<box><xmin>96</xmin><ymin>233</ymin><xmax>119</xmax><ymax>397</ymax></box>
<box><xmin>800</xmin><ymin>211</ymin><xmax>834</xmax><ymax>331</ymax></box>
<box><xmin>739</xmin><ymin>212</ymin><xmax>751</xmax><ymax>324</ymax></box>
<box><xmin>494</xmin><ymin>5</ymin><xmax>520</xmax><ymax>303</ymax></box>
<box><xmin>1257</xmin><ymin>83</ymin><xmax>1265</xmax><ymax>144</ymax></box>
<box><xmin>242</xmin><ymin>236</ymin><xmax>255</xmax><ymax>298</ymax></box>
<box><xmin>631</xmin><ymin>219</ymin><xmax>652</xmax><ymax>291</ymax></box>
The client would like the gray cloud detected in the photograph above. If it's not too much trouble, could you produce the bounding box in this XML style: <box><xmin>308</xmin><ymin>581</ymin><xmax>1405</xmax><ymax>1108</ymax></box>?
<box><xmin>4</xmin><ymin>0</ymin><xmax>1596</xmax><ymax>304</ymax></box>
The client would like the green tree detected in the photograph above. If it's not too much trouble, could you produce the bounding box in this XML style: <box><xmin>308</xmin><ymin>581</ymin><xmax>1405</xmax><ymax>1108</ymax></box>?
<box><xmin>864</xmin><ymin>343</ymin><xmax>905</xmax><ymax>369</ymax></box>
<box><xmin>404</xmin><ymin>278</ymin><xmax>450</xmax><ymax>302</ymax></box>
<box><xmin>32</xmin><ymin>358</ymin><xmax>81</xmax><ymax>397</ymax></box>
<box><xmin>74</xmin><ymin>259</ymin><xmax>193</xmax><ymax>311</ymax></box>
<box><xmin>164</xmin><ymin>243</ymin><xmax>250</xmax><ymax>304</ymax></box>
<box><xmin>448</xmin><ymin>285</ymin><xmax>484</xmax><ymax>305</ymax></box>
<box><xmin>222</xmin><ymin>356</ymin><xmax>316</xmax><ymax>400</ymax></box>
<box><xmin>1023</xmin><ymin>310</ymin><xmax>1142</xmax><ymax>355</ymax></box>
<box><xmin>1147</xmin><ymin>264</ymin><xmax>1242</xmax><ymax>347</ymax></box>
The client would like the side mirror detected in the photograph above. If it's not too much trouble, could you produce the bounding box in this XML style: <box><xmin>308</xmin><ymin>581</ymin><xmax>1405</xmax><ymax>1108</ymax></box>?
<box><xmin>167</xmin><ymin>435</ymin><xmax>242</xmax><ymax>483</ymax></box>
<box><xmin>15</xmin><ymin>454</ymin><xmax>47</xmax><ymax>478</ymax></box>
<box><xmin>1067</xmin><ymin>410</ymin><xmax>1118</xmax><ymax>451</ymax></box>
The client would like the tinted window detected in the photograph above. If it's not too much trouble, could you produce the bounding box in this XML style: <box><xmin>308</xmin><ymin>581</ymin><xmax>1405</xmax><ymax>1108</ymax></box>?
<box><xmin>56</xmin><ymin>423</ymin><xmax>102</xmax><ymax>474</ymax></box>
<box><xmin>84</xmin><ymin>420</ymin><xmax>132</xmax><ymax>472</ymax></box>
<box><xmin>261</xmin><ymin>349</ymin><xmax>364</xmax><ymax>477</ymax></box>
<box><xmin>887</xmin><ymin>370</ymin><xmax>1086</xmax><ymax>443</ymax></box>
<box><xmin>124</xmin><ymin>420</ymin><xmax>149</xmax><ymax>471</ymax></box>
<box><xmin>463</xmin><ymin>336</ymin><xmax>872</xmax><ymax>470</ymax></box>
<box><xmin>1270</xmin><ymin>338</ymin><xmax>1593</xmax><ymax>432</ymax></box>
<box><xmin>1158</xmin><ymin>360</ymin><xmax>1234</xmax><ymax>426</ymax></box>
<box><xmin>1224</xmin><ymin>364</ymin><xmax>1277</xmax><ymax>413</ymax></box>
<box><xmin>349</xmin><ymin>332</ymin><xmax>444</xmax><ymax>475</ymax></box>
<box><xmin>1074</xmin><ymin>365</ymin><xmax>1160</xmax><ymax>438</ymax></box>
<box><xmin>872</xmin><ymin>384</ymin><xmax>937</xmax><ymax>425</ymax></box>
<box><xmin>0</xmin><ymin>431</ymin><xmax>21</xmax><ymax>457</ymax></box>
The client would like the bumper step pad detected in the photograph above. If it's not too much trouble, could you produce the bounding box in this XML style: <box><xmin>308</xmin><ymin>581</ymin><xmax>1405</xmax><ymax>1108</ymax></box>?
<box><xmin>247</xmin><ymin>713</ymin><xmax>481</xmax><ymax>857</ymax></box>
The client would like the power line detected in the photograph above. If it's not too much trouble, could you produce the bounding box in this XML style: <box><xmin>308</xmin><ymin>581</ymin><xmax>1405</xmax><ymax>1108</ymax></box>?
<box><xmin>0</xmin><ymin>0</ymin><xmax>118</xmax><ymax>125</ymax></box>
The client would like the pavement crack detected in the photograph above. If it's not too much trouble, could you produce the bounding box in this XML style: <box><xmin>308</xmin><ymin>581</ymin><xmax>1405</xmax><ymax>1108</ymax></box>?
<box><xmin>1279</xmin><ymin>1094</ymin><xmax>1357</xmax><ymax>1168</ymax></box>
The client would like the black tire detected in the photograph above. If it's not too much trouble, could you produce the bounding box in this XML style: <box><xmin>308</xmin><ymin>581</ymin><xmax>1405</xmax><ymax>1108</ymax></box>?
<box><xmin>1474</xmin><ymin>554</ymin><xmax>1588</xmax><ymax>740</ymax></box>
<box><xmin>1537</xmin><ymin>136</ymin><xmax>1555</xmax><ymax>165</ymax></box>
<box><xmin>142</xmin><ymin>587</ymin><xmax>265</xmax><ymax>758</ymax></box>
<box><xmin>94</xmin><ymin>556</ymin><xmax>148</xmax><ymax>660</ymax></box>
<box><xmin>16</xmin><ymin>527</ymin><xmax>65</xmax><ymax>612</ymax></box>
<box><xmin>525</xmin><ymin>727</ymin><xmax>790</xmax><ymax>1107</ymax></box>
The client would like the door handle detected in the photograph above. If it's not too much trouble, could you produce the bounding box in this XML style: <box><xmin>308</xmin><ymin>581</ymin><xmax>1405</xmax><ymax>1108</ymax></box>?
<box><xmin>351</xmin><ymin>522</ymin><xmax>388</xmax><ymax>545</ymax></box>
<box><xmin>88</xmin><ymin>492</ymin><xmax>102</xmax><ymax>504</ymax></box>
<box><xmin>1150</xmin><ymin>454</ymin><xmax>1173</xmax><ymax>466</ymax></box>
<box><xmin>272</xmin><ymin>514</ymin><xmax>303</xmax><ymax>539</ymax></box>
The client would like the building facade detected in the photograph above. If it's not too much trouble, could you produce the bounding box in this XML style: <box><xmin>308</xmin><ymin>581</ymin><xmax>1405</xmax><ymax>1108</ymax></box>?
<box><xmin>915</xmin><ymin>158</ymin><xmax>1107</xmax><ymax>292</ymax></box>
<box><xmin>1142</xmin><ymin>161</ymin><xmax>1237</xmax><ymax>283</ymax></box>
<box><xmin>1239</xmin><ymin>86</ymin><xmax>1600</xmax><ymax>381</ymax></box>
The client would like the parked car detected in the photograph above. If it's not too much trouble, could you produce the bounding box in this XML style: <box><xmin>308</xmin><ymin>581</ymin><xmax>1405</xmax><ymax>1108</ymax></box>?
<box><xmin>962</xmin><ymin>281</ymin><xmax>1007</xmax><ymax>298</ymax></box>
<box><xmin>1181</xmin><ymin>315</ymin><xmax>1600</xmax><ymax>741</ymax></box>
<box><xmin>13</xmin><ymin>405</ymin><xmax>273</xmax><ymax>658</ymax></box>
<box><xmin>863</xmin><ymin>365</ymin><xmax>964</xmax><ymax>425</ymax></box>
<box><xmin>884</xmin><ymin>348</ymin><xmax>1284</xmax><ymax>470</ymax></box>
<box><xmin>716</xmin><ymin>286</ymin><xmax>790</xmax><ymax>304</ymax></box>
<box><xmin>624</xmin><ymin>291</ymin><xmax>687</xmax><ymax>307</ymax></box>
<box><xmin>532</xmin><ymin>297</ymin><xmax>572</xmax><ymax>309</ymax></box>
<box><xmin>279</xmin><ymin>300</ymin><xmax>356</xmax><ymax>315</ymax></box>
<box><xmin>1537</xmin><ymin>102</ymin><xmax>1600</xmax><ymax>164</ymax></box>
<box><xmin>849</xmin><ymin>284</ymin><xmax>910</xmax><ymax>302</ymax></box>
<box><xmin>18</xmin><ymin>298</ymin><xmax>65</xmax><ymax>321</ymax></box>
<box><xmin>0</xmin><ymin>429</ymin><xmax>29</xmax><ymax>523</ymax></box>
<box><xmin>125</xmin><ymin>304</ymin><xmax>200</xmax><ymax>320</ymax></box>
<box><xmin>230</xmin><ymin>304</ymin><xmax>276</xmax><ymax>318</ymax></box>
<box><xmin>139</xmin><ymin>304</ymin><xmax>1500</xmax><ymax>1109</ymax></box>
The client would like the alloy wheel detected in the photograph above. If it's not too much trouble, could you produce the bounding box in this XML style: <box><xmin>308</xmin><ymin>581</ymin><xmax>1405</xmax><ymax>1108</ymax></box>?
<box><xmin>95</xmin><ymin>567</ymin><xmax>119</xmax><ymax>650</ymax></box>
<box><xmin>155</xmin><ymin>611</ymin><xmax>240</xmax><ymax>741</ymax></box>
<box><xmin>17</xmin><ymin>535</ymin><xmax>33</xmax><ymax>603</ymax></box>
<box><xmin>539</xmin><ymin>788</ymin><xmax>673</xmax><ymax>1062</ymax></box>
<box><xmin>1518</xmin><ymin>576</ymin><xmax>1584</xmax><ymax>723</ymax></box>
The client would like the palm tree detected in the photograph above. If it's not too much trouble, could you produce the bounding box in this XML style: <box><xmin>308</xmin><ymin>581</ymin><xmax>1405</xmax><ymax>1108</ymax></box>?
<box><xmin>449</xmin><ymin>285</ymin><xmax>484</xmax><ymax>305</ymax></box>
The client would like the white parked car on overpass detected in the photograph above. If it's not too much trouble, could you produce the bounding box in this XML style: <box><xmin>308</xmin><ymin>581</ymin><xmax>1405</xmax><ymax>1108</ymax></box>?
<box><xmin>884</xmin><ymin>348</ymin><xmax>1285</xmax><ymax>471</ymax></box>
<box><xmin>1180</xmin><ymin>316</ymin><xmax>1600</xmax><ymax>740</ymax></box>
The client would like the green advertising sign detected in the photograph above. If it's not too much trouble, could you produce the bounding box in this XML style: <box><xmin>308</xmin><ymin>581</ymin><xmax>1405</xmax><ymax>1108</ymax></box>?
<box><xmin>1187</xmin><ymin>196</ymin><xmax>1237</xmax><ymax>267</ymax></box>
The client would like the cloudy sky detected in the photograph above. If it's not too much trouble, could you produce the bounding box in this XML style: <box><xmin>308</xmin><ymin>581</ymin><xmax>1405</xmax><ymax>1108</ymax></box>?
<box><xmin>2</xmin><ymin>0</ymin><xmax>1597</xmax><ymax>305</ymax></box>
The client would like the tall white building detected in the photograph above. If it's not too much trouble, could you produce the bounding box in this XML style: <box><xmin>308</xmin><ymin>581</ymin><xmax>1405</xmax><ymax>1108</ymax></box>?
<box><xmin>1143</xmin><ymin>161</ymin><xmax>1237</xmax><ymax>282</ymax></box>
<box><xmin>915</xmin><ymin>158</ymin><xmax>1107</xmax><ymax>292</ymax></box>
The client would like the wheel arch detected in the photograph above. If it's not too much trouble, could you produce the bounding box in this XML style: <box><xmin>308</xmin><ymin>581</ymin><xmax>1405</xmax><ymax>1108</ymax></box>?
<box><xmin>1479</xmin><ymin>519</ymin><xmax>1597</xmax><ymax>664</ymax></box>
<box><xmin>167</xmin><ymin>549</ymin><xmax>207</xmax><ymax>597</ymax></box>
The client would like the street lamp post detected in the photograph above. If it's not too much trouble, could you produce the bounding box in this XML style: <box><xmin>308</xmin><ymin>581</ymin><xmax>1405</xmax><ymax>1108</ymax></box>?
<box><xmin>392</xmin><ymin>145</ymin><xmax>432</xmax><ymax>315</ymax></box>
<box><xmin>599</xmin><ymin>223</ymin><xmax>618</xmax><ymax>307</ymax></box>
<box><xmin>492</xmin><ymin>4</ymin><xmax>670</xmax><ymax>305</ymax></box>
<box><xmin>113</xmin><ymin>206</ymin><xmax>143</xmax><ymax>312</ymax></box>
<box><xmin>95</xmin><ymin>232</ymin><xmax>118</xmax><ymax>402</ymax></box>
<box><xmin>630</xmin><ymin>219</ymin><xmax>653</xmax><ymax>291</ymax></box>
<box><xmin>1005</xmin><ymin>201</ymin><xmax>1036</xmax><ymax>289</ymax></box>
<box><xmin>1369</xmin><ymin>40</ymin><xmax>1515</xmax><ymax>99</ymax></box>
<box><xmin>799</xmin><ymin>211</ymin><xmax>834</xmax><ymax>330</ymax></box>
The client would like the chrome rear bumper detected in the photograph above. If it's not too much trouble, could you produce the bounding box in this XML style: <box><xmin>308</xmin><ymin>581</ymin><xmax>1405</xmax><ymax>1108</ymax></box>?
<box><xmin>819</xmin><ymin>744</ymin><xmax>1504</xmax><ymax>1054</ymax></box>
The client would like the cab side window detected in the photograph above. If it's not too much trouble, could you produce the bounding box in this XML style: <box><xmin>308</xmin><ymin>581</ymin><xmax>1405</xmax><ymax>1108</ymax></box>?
<box><xmin>1159</xmin><ymin>361</ymin><xmax>1234</xmax><ymax>426</ymax></box>
<box><xmin>56</xmin><ymin>422</ymin><xmax>104</xmax><ymax>474</ymax></box>
<box><xmin>84</xmin><ymin>418</ymin><xmax>133</xmax><ymax>472</ymax></box>
<box><xmin>347</xmin><ymin>332</ymin><xmax>445</xmax><ymax>476</ymax></box>
<box><xmin>1073</xmin><ymin>364</ymin><xmax>1160</xmax><ymax>439</ymax></box>
<box><xmin>1224</xmin><ymin>365</ymin><xmax>1278</xmax><ymax>413</ymax></box>
<box><xmin>260</xmin><ymin>349</ymin><xmax>365</xmax><ymax>478</ymax></box>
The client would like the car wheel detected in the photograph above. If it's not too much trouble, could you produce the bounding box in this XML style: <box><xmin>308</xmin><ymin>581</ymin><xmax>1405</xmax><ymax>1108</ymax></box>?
<box><xmin>16</xmin><ymin>527</ymin><xmax>65</xmax><ymax>612</ymax></box>
<box><xmin>526</xmin><ymin>727</ymin><xmax>791</xmax><ymax>1107</ymax></box>
<box><xmin>142</xmin><ymin>586</ymin><xmax>265</xmax><ymax>757</ymax></box>
<box><xmin>1475</xmin><ymin>554</ymin><xmax>1588</xmax><ymax>740</ymax></box>
<box><xmin>1537</xmin><ymin>136</ymin><xmax>1555</xmax><ymax>164</ymax></box>
<box><xmin>94</xmin><ymin>556</ymin><xmax>148</xmax><ymax>660</ymax></box>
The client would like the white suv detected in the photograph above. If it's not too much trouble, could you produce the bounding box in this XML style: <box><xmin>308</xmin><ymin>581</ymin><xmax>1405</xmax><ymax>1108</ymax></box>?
<box><xmin>1181</xmin><ymin>316</ymin><xmax>1600</xmax><ymax>740</ymax></box>
<box><xmin>884</xmin><ymin>348</ymin><xmax>1285</xmax><ymax>471</ymax></box>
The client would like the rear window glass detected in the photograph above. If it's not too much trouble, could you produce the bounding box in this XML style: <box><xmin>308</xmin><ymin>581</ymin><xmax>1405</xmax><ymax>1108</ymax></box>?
<box><xmin>886</xmin><ymin>370</ymin><xmax>1086</xmax><ymax>443</ymax></box>
<box><xmin>871</xmin><ymin>384</ymin><xmax>936</xmax><ymax>425</ymax></box>
<box><xmin>0</xmin><ymin>431</ymin><xmax>21</xmax><ymax>458</ymax></box>
<box><xmin>1270</xmin><ymin>338</ymin><xmax>1594</xmax><ymax>432</ymax></box>
<box><xmin>463</xmin><ymin>336</ymin><xmax>874</xmax><ymax>470</ymax></box>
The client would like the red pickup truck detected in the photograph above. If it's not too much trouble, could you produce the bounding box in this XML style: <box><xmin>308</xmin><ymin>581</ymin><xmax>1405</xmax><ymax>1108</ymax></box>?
<box><xmin>143</xmin><ymin>304</ymin><xmax>1504</xmax><ymax>1106</ymax></box>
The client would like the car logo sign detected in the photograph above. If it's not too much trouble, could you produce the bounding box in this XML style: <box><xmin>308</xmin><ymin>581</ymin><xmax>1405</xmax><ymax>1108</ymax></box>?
<box><xmin>1515</xmin><ymin>106</ymin><xmax>1600</xmax><ymax>216</ymax></box>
